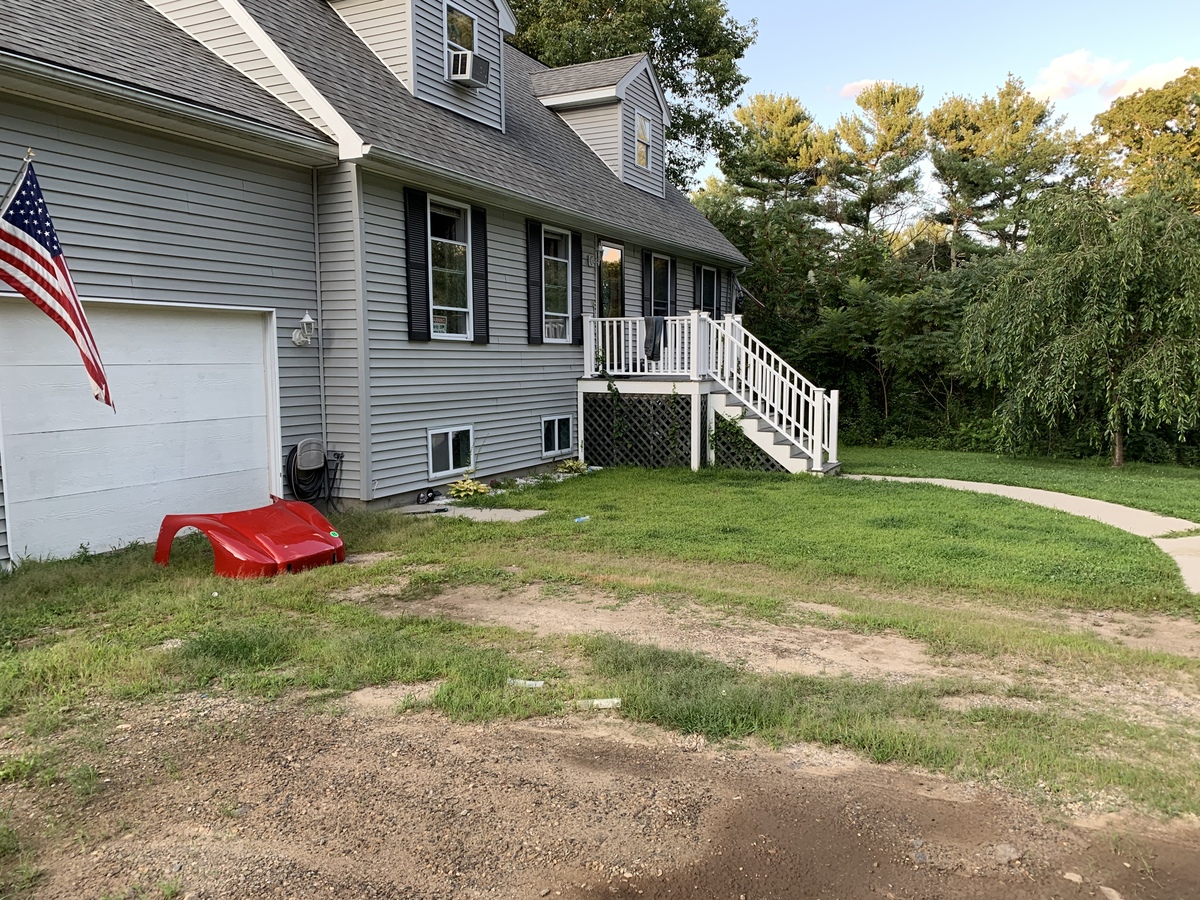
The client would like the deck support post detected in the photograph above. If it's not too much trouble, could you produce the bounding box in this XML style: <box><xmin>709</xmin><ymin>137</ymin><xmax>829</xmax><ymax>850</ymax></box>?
<box><xmin>577</xmin><ymin>384</ymin><xmax>586</xmax><ymax>463</ymax></box>
<box><xmin>690</xmin><ymin>388</ymin><xmax>702</xmax><ymax>472</ymax></box>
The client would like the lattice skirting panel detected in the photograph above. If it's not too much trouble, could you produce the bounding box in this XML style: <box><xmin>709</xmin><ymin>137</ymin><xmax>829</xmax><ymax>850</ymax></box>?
<box><xmin>583</xmin><ymin>392</ymin><xmax>697</xmax><ymax>468</ymax></box>
<box><xmin>711</xmin><ymin>413</ymin><xmax>787</xmax><ymax>472</ymax></box>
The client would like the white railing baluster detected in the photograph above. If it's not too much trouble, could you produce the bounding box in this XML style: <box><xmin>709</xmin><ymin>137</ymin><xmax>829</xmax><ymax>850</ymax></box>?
<box><xmin>704</xmin><ymin>316</ymin><xmax>839</xmax><ymax>472</ymax></box>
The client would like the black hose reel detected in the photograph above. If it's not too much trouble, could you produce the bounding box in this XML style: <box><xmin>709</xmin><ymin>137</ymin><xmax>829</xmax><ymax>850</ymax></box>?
<box><xmin>285</xmin><ymin>438</ymin><xmax>342</xmax><ymax>508</ymax></box>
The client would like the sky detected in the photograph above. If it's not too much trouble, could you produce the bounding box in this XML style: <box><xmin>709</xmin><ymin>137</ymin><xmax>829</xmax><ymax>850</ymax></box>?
<box><xmin>721</xmin><ymin>0</ymin><xmax>1200</xmax><ymax>134</ymax></box>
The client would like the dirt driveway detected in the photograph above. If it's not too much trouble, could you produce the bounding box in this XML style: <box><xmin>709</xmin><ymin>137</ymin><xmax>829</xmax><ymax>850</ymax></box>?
<box><xmin>14</xmin><ymin>582</ymin><xmax>1200</xmax><ymax>899</ymax></box>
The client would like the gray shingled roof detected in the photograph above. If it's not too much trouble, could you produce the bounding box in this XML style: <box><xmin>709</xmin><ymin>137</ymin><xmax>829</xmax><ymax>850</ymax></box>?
<box><xmin>530</xmin><ymin>53</ymin><xmax>645</xmax><ymax>97</ymax></box>
<box><xmin>236</xmin><ymin>0</ymin><xmax>745</xmax><ymax>265</ymax></box>
<box><xmin>0</xmin><ymin>0</ymin><xmax>328</xmax><ymax>141</ymax></box>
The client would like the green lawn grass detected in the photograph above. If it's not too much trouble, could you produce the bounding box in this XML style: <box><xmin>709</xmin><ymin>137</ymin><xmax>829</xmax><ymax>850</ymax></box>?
<box><xmin>1</xmin><ymin>465</ymin><xmax>1199</xmax><ymax>826</ymax></box>
<box><xmin>457</xmin><ymin>467</ymin><xmax>1187</xmax><ymax>610</ymax></box>
<box><xmin>840</xmin><ymin>447</ymin><xmax>1200</xmax><ymax>523</ymax></box>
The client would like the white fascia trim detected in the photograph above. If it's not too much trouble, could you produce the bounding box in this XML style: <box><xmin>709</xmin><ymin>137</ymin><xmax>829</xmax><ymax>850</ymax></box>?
<box><xmin>538</xmin><ymin>86</ymin><xmax>619</xmax><ymax>109</ymax></box>
<box><xmin>219</xmin><ymin>0</ymin><xmax>369</xmax><ymax>160</ymax></box>
<box><xmin>616</xmin><ymin>57</ymin><xmax>671</xmax><ymax>127</ymax></box>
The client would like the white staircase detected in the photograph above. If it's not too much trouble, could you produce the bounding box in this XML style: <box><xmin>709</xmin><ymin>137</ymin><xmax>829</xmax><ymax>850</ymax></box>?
<box><xmin>709</xmin><ymin>392</ymin><xmax>817</xmax><ymax>473</ymax></box>
<box><xmin>706</xmin><ymin>316</ymin><xmax>840</xmax><ymax>475</ymax></box>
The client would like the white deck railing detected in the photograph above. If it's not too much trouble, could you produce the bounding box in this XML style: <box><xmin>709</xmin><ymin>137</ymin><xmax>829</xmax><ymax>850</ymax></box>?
<box><xmin>707</xmin><ymin>316</ymin><xmax>838</xmax><ymax>467</ymax></box>
<box><xmin>585</xmin><ymin>314</ymin><xmax>699</xmax><ymax>378</ymax></box>
<box><xmin>583</xmin><ymin>313</ymin><xmax>839</xmax><ymax>468</ymax></box>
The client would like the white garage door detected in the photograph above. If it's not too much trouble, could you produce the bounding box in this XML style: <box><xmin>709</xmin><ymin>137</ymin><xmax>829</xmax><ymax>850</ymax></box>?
<box><xmin>0</xmin><ymin>299</ymin><xmax>279</xmax><ymax>560</ymax></box>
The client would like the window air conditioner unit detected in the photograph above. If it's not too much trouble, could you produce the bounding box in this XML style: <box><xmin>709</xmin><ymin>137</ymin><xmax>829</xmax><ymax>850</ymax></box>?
<box><xmin>449</xmin><ymin>50</ymin><xmax>490</xmax><ymax>88</ymax></box>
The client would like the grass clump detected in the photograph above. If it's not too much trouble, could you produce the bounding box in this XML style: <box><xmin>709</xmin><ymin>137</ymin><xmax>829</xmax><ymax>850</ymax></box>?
<box><xmin>581</xmin><ymin>635</ymin><xmax>1200</xmax><ymax>814</ymax></box>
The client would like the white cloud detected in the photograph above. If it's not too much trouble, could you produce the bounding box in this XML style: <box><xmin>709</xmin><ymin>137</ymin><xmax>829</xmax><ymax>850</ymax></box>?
<box><xmin>1031</xmin><ymin>50</ymin><xmax>1127</xmax><ymax>101</ymax></box>
<box><xmin>1102</xmin><ymin>57</ymin><xmax>1200</xmax><ymax>99</ymax></box>
<box><xmin>839</xmin><ymin>78</ymin><xmax>879</xmax><ymax>99</ymax></box>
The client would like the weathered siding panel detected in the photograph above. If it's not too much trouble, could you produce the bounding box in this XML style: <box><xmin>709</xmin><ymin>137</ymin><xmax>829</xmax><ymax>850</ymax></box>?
<box><xmin>0</xmin><ymin>453</ymin><xmax>7</xmax><ymax>568</ymax></box>
<box><xmin>364</xmin><ymin>175</ymin><xmax>583</xmax><ymax>495</ymax></box>
<box><xmin>412</xmin><ymin>0</ymin><xmax>504</xmax><ymax>130</ymax></box>
<box><xmin>332</xmin><ymin>0</ymin><xmax>412</xmax><ymax>91</ymax></box>
<box><xmin>621</xmin><ymin>71</ymin><xmax>665</xmax><ymax>197</ymax></box>
<box><xmin>0</xmin><ymin>97</ymin><xmax>322</xmax><ymax>492</ymax></box>
<box><xmin>558</xmin><ymin>104</ymin><xmax>621</xmax><ymax>177</ymax></box>
<box><xmin>317</xmin><ymin>163</ymin><xmax>367</xmax><ymax>499</ymax></box>
<box><xmin>145</xmin><ymin>0</ymin><xmax>333</xmax><ymax>133</ymax></box>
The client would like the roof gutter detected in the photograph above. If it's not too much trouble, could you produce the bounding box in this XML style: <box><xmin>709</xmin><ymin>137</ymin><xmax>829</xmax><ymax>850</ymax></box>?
<box><xmin>366</xmin><ymin>146</ymin><xmax>748</xmax><ymax>268</ymax></box>
<box><xmin>0</xmin><ymin>51</ymin><xmax>339</xmax><ymax>166</ymax></box>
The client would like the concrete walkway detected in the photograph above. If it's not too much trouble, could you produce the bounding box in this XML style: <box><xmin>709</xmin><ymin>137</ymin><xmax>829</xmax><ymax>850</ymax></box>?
<box><xmin>844</xmin><ymin>474</ymin><xmax>1200</xmax><ymax>593</ymax></box>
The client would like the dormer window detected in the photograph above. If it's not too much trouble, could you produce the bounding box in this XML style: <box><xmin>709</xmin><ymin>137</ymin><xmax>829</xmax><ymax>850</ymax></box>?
<box><xmin>636</xmin><ymin>113</ymin><xmax>652</xmax><ymax>169</ymax></box>
<box><xmin>446</xmin><ymin>6</ymin><xmax>475</xmax><ymax>52</ymax></box>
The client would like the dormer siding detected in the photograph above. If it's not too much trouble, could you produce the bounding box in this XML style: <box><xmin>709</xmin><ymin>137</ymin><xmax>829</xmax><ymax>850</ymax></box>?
<box><xmin>412</xmin><ymin>0</ymin><xmax>505</xmax><ymax>130</ymax></box>
<box><xmin>622</xmin><ymin>69</ymin><xmax>665</xmax><ymax>197</ymax></box>
<box><xmin>557</xmin><ymin>104</ymin><xmax>621</xmax><ymax>177</ymax></box>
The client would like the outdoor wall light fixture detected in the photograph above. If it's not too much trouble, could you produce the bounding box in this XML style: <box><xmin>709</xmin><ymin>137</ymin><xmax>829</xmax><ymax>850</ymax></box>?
<box><xmin>292</xmin><ymin>312</ymin><xmax>316</xmax><ymax>347</ymax></box>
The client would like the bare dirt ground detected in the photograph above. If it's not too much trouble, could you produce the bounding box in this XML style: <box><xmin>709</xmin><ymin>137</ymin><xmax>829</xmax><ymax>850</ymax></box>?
<box><xmin>12</xmin><ymin>579</ymin><xmax>1200</xmax><ymax>900</ymax></box>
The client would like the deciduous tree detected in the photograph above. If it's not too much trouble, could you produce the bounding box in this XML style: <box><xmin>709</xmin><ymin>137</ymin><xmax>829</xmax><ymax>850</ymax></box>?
<box><xmin>1088</xmin><ymin>67</ymin><xmax>1200</xmax><ymax>195</ymax></box>
<box><xmin>962</xmin><ymin>187</ymin><xmax>1200</xmax><ymax>466</ymax></box>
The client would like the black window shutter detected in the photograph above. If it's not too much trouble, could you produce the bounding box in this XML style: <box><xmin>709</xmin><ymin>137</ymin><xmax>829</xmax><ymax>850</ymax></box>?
<box><xmin>526</xmin><ymin>219</ymin><xmax>543</xmax><ymax>345</ymax></box>
<box><xmin>571</xmin><ymin>231</ymin><xmax>583</xmax><ymax>345</ymax></box>
<box><xmin>641</xmin><ymin>250</ymin><xmax>652</xmax><ymax>318</ymax></box>
<box><xmin>715</xmin><ymin>268</ymin><xmax>724</xmax><ymax>320</ymax></box>
<box><xmin>669</xmin><ymin>257</ymin><xmax>678</xmax><ymax>316</ymax></box>
<box><xmin>470</xmin><ymin>205</ymin><xmax>489</xmax><ymax>344</ymax></box>
<box><xmin>404</xmin><ymin>187</ymin><xmax>431</xmax><ymax>341</ymax></box>
<box><xmin>692</xmin><ymin>263</ymin><xmax>701</xmax><ymax>312</ymax></box>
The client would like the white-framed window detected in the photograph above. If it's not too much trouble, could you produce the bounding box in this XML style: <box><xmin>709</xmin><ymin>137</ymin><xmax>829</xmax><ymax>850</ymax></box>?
<box><xmin>428</xmin><ymin>197</ymin><xmax>471</xmax><ymax>339</ymax></box>
<box><xmin>635</xmin><ymin>112</ymin><xmax>652</xmax><ymax>170</ymax></box>
<box><xmin>429</xmin><ymin>425</ymin><xmax>473</xmax><ymax>477</ymax></box>
<box><xmin>701</xmin><ymin>265</ymin><xmax>718</xmax><ymax>316</ymax></box>
<box><xmin>446</xmin><ymin>4</ymin><xmax>474</xmax><ymax>53</ymax></box>
<box><xmin>651</xmin><ymin>252</ymin><xmax>671</xmax><ymax>316</ymax></box>
<box><xmin>543</xmin><ymin>228</ymin><xmax>570</xmax><ymax>342</ymax></box>
<box><xmin>542</xmin><ymin>415</ymin><xmax>572</xmax><ymax>456</ymax></box>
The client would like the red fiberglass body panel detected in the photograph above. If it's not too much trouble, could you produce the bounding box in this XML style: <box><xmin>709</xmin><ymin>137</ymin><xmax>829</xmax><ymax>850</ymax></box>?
<box><xmin>154</xmin><ymin>498</ymin><xmax>345</xmax><ymax>578</ymax></box>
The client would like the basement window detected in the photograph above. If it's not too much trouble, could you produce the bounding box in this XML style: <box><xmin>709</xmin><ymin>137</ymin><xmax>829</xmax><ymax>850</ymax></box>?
<box><xmin>542</xmin><ymin>416</ymin><xmax>572</xmax><ymax>456</ymax></box>
<box><xmin>429</xmin><ymin>425</ymin><xmax>473</xmax><ymax>477</ymax></box>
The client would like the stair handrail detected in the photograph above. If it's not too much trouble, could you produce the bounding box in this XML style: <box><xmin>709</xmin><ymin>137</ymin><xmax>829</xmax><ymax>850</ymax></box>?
<box><xmin>706</xmin><ymin>315</ymin><xmax>839</xmax><ymax>467</ymax></box>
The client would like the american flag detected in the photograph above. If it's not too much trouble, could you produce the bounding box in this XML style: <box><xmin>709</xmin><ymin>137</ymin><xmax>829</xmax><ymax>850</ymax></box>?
<box><xmin>0</xmin><ymin>160</ymin><xmax>113</xmax><ymax>408</ymax></box>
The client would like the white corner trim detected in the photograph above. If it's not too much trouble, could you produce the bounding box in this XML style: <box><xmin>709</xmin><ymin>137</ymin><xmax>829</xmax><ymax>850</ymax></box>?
<box><xmin>495</xmin><ymin>0</ymin><xmax>518</xmax><ymax>34</ymax></box>
<box><xmin>219</xmin><ymin>0</ymin><xmax>369</xmax><ymax>160</ymax></box>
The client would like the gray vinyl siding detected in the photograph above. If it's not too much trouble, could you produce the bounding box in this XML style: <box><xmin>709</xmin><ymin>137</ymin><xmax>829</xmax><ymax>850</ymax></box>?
<box><xmin>145</xmin><ymin>0</ymin><xmax>334</xmax><ymax>133</ymax></box>
<box><xmin>363</xmin><ymin>174</ymin><xmax>584</xmax><ymax>495</ymax></box>
<box><xmin>0</xmin><ymin>455</ymin><xmax>7</xmax><ymax>569</ymax></box>
<box><xmin>332</xmin><ymin>0</ymin><xmax>413</xmax><ymax>91</ymax></box>
<box><xmin>316</xmin><ymin>163</ymin><xmax>368</xmax><ymax>499</ymax></box>
<box><xmin>1</xmin><ymin>96</ymin><xmax>323</xmax><ymax>490</ymax></box>
<box><xmin>616</xmin><ymin>246</ymin><xmax>731</xmax><ymax>316</ymax></box>
<box><xmin>621</xmin><ymin>71</ymin><xmax>665</xmax><ymax>197</ymax></box>
<box><xmin>557</xmin><ymin>104</ymin><xmax>621</xmax><ymax>177</ymax></box>
<box><xmin>412</xmin><ymin>0</ymin><xmax>504</xmax><ymax>130</ymax></box>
